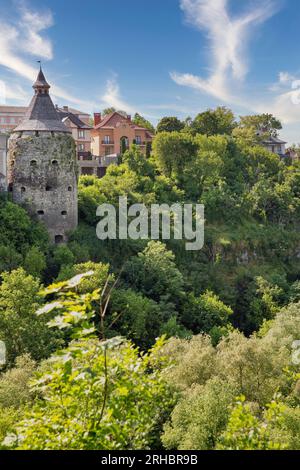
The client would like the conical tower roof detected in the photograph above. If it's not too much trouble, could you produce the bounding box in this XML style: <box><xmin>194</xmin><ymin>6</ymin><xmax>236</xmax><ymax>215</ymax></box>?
<box><xmin>14</xmin><ymin>67</ymin><xmax>71</xmax><ymax>133</ymax></box>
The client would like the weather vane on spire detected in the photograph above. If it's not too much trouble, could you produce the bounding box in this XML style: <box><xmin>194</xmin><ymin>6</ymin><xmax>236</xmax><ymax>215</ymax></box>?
<box><xmin>37</xmin><ymin>60</ymin><xmax>42</xmax><ymax>70</ymax></box>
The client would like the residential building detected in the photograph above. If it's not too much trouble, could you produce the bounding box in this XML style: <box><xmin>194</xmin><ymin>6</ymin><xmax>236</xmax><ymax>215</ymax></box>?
<box><xmin>91</xmin><ymin>111</ymin><xmax>153</xmax><ymax>158</ymax></box>
<box><xmin>262</xmin><ymin>136</ymin><xmax>287</xmax><ymax>157</ymax></box>
<box><xmin>0</xmin><ymin>106</ymin><xmax>27</xmax><ymax>133</ymax></box>
<box><xmin>56</xmin><ymin>106</ymin><xmax>93</xmax><ymax>176</ymax></box>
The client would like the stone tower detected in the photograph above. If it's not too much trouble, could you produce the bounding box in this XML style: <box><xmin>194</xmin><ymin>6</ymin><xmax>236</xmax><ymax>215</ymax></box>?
<box><xmin>8</xmin><ymin>68</ymin><xmax>78</xmax><ymax>243</ymax></box>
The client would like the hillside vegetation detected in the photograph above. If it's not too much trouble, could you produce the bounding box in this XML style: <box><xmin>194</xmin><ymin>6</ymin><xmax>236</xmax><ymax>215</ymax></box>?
<box><xmin>0</xmin><ymin>109</ymin><xmax>300</xmax><ymax>450</ymax></box>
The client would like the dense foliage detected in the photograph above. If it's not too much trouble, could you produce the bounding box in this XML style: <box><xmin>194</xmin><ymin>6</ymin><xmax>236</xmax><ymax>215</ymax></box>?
<box><xmin>0</xmin><ymin>107</ymin><xmax>299</xmax><ymax>450</ymax></box>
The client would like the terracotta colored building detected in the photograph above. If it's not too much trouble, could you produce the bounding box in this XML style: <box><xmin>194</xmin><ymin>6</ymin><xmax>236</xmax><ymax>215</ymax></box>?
<box><xmin>57</xmin><ymin>106</ymin><xmax>92</xmax><ymax>154</ymax></box>
<box><xmin>91</xmin><ymin>111</ymin><xmax>153</xmax><ymax>158</ymax></box>
<box><xmin>0</xmin><ymin>106</ymin><xmax>27</xmax><ymax>133</ymax></box>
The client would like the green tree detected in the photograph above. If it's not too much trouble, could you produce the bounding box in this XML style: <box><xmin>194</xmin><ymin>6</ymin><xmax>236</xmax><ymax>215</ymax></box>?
<box><xmin>23</xmin><ymin>246</ymin><xmax>46</xmax><ymax>278</ymax></box>
<box><xmin>120</xmin><ymin>136</ymin><xmax>128</xmax><ymax>155</ymax></box>
<box><xmin>162</xmin><ymin>378</ymin><xmax>235</xmax><ymax>450</ymax></box>
<box><xmin>132</xmin><ymin>113</ymin><xmax>155</xmax><ymax>133</ymax></box>
<box><xmin>219</xmin><ymin>397</ymin><xmax>287</xmax><ymax>450</ymax></box>
<box><xmin>109</xmin><ymin>288</ymin><xmax>162</xmax><ymax>348</ymax></box>
<box><xmin>152</xmin><ymin>131</ymin><xmax>197</xmax><ymax>182</ymax></box>
<box><xmin>53</xmin><ymin>245</ymin><xmax>75</xmax><ymax>271</ymax></box>
<box><xmin>0</xmin><ymin>245</ymin><xmax>23</xmax><ymax>273</ymax></box>
<box><xmin>5</xmin><ymin>274</ymin><xmax>174</xmax><ymax>450</ymax></box>
<box><xmin>156</xmin><ymin>117</ymin><xmax>185</xmax><ymax>133</ymax></box>
<box><xmin>102</xmin><ymin>107</ymin><xmax>116</xmax><ymax>116</ymax></box>
<box><xmin>238</xmin><ymin>113</ymin><xmax>282</xmax><ymax>138</ymax></box>
<box><xmin>0</xmin><ymin>269</ymin><xmax>62</xmax><ymax>365</ymax></box>
<box><xmin>123</xmin><ymin>241</ymin><xmax>184</xmax><ymax>307</ymax></box>
<box><xmin>182</xmin><ymin>291</ymin><xmax>233</xmax><ymax>333</ymax></box>
<box><xmin>190</xmin><ymin>107</ymin><xmax>236</xmax><ymax>136</ymax></box>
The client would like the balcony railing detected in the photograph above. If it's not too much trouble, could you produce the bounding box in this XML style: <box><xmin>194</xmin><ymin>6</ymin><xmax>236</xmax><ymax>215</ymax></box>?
<box><xmin>102</xmin><ymin>140</ymin><xmax>114</xmax><ymax>145</ymax></box>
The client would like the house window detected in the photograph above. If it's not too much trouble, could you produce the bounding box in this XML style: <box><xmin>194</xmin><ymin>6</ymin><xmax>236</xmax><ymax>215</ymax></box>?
<box><xmin>104</xmin><ymin>135</ymin><xmax>110</xmax><ymax>144</ymax></box>
<box><xmin>78</xmin><ymin>130</ymin><xmax>85</xmax><ymax>139</ymax></box>
<box><xmin>136</xmin><ymin>136</ymin><xmax>142</xmax><ymax>145</ymax></box>
<box><xmin>78</xmin><ymin>144</ymin><xmax>84</xmax><ymax>152</ymax></box>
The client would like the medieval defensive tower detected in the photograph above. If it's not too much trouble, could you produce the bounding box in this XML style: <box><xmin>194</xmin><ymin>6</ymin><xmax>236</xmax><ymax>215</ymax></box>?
<box><xmin>8</xmin><ymin>68</ymin><xmax>78</xmax><ymax>243</ymax></box>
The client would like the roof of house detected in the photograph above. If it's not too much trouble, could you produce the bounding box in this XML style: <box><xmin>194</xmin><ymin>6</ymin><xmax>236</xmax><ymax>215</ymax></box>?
<box><xmin>59</xmin><ymin>111</ymin><xmax>92</xmax><ymax>129</ymax></box>
<box><xmin>94</xmin><ymin>111</ymin><xmax>152</xmax><ymax>135</ymax></box>
<box><xmin>58</xmin><ymin>106</ymin><xmax>90</xmax><ymax>116</ymax></box>
<box><xmin>263</xmin><ymin>136</ymin><xmax>287</xmax><ymax>145</ymax></box>
<box><xmin>94</xmin><ymin>112</ymin><xmax>127</xmax><ymax>129</ymax></box>
<box><xmin>14</xmin><ymin>68</ymin><xmax>71</xmax><ymax>133</ymax></box>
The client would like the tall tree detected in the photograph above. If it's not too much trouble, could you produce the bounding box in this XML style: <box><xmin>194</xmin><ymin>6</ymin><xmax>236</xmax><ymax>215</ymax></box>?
<box><xmin>157</xmin><ymin>117</ymin><xmax>185</xmax><ymax>133</ymax></box>
<box><xmin>238</xmin><ymin>113</ymin><xmax>282</xmax><ymax>137</ymax></box>
<box><xmin>102</xmin><ymin>107</ymin><xmax>116</xmax><ymax>116</ymax></box>
<box><xmin>190</xmin><ymin>107</ymin><xmax>236</xmax><ymax>136</ymax></box>
<box><xmin>132</xmin><ymin>113</ymin><xmax>155</xmax><ymax>133</ymax></box>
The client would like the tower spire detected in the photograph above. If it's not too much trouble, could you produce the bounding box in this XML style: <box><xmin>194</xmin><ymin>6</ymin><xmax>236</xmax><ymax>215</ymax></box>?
<box><xmin>33</xmin><ymin>64</ymin><xmax>50</xmax><ymax>94</ymax></box>
<box><xmin>14</xmin><ymin>65</ymin><xmax>70</xmax><ymax>133</ymax></box>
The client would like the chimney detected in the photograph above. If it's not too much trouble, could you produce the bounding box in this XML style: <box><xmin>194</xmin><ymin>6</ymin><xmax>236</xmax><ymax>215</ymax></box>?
<box><xmin>94</xmin><ymin>113</ymin><xmax>101</xmax><ymax>126</ymax></box>
<box><xmin>63</xmin><ymin>105</ymin><xmax>69</xmax><ymax>112</ymax></box>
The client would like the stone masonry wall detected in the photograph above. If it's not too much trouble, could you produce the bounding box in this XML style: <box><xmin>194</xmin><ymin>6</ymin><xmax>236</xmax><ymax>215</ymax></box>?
<box><xmin>8</xmin><ymin>131</ymin><xmax>78</xmax><ymax>243</ymax></box>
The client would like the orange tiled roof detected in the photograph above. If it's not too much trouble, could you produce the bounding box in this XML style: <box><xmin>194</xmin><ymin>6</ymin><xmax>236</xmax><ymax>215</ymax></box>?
<box><xmin>94</xmin><ymin>111</ymin><xmax>150</xmax><ymax>133</ymax></box>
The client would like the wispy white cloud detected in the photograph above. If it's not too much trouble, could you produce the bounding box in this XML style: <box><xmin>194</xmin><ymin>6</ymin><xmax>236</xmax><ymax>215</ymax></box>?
<box><xmin>18</xmin><ymin>4</ymin><xmax>54</xmax><ymax>59</ymax></box>
<box><xmin>171</xmin><ymin>0</ymin><xmax>278</xmax><ymax>102</ymax></box>
<box><xmin>279</xmin><ymin>71</ymin><xmax>294</xmax><ymax>84</ymax></box>
<box><xmin>0</xmin><ymin>79</ymin><xmax>29</xmax><ymax>103</ymax></box>
<box><xmin>100</xmin><ymin>75</ymin><xmax>162</xmax><ymax>119</ymax></box>
<box><xmin>258</xmin><ymin>74</ymin><xmax>300</xmax><ymax>124</ymax></box>
<box><xmin>101</xmin><ymin>76</ymin><xmax>137</xmax><ymax>114</ymax></box>
<box><xmin>0</xmin><ymin>3</ymin><xmax>92</xmax><ymax>108</ymax></box>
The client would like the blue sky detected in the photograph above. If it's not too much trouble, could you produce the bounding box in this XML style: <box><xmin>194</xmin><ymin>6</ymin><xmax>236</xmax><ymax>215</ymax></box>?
<box><xmin>1</xmin><ymin>0</ymin><xmax>300</xmax><ymax>143</ymax></box>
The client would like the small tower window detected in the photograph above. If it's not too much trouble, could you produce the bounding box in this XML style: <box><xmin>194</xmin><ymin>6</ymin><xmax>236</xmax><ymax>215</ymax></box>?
<box><xmin>52</xmin><ymin>159</ymin><xmax>58</xmax><ymax>166</ymax></box>
<box><xmin>55</xmin><ymin>235</ymin><xmax>64</xmax><ymax>244</ymax></box>
<box><xmin>68</xmin><ymin>186</ymin><xmax>72</xmax><ymax>191</ymax></box>
<box><xmin>11</xmin><ymin>160</ymin><xmax>15</xmax><ymax>166</ymax></box>
<box><xmin>37</xmin><ymin>210</ymin><xmax>44</xmax><ymax>215</ymax></box>
<box><xmin>21</xmin><ymin>187</ymin><xmax>26</xmax><ymax>193</ymax></box>
<box><xmin>46</xmin><ymin>185</ymin><xmax>52</xmax><ymax>191</ymax></box>
<box><xmin>30</xmin><ymin>160</ymin><xmax>37</xmax><ymax>167</ymax></box>
<box><xmin>61</xmin><ymin>210</ymin><xmax>67</xmax><ymax>216</ymax></box>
